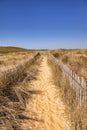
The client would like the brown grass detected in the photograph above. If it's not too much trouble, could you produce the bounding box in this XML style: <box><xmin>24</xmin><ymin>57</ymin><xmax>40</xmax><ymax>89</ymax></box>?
<box><xmin>47</xmin><ymin>53</ymin><xmax>87</xmax><ymax>130</ymax></box>
<box><xmin>0</xmin><ymin>52</ymin><xmax>43</xmax><ymax>130</ymax></box>
<box><xmin>0</xmin><ymin>52</ymin><xmax>35</xmax><ymax>68</ymax></box>
<box><xmin>50</xmin><ymin>49</ymin><xmax>87</xmax><ymax>80</ymax></box>
<box><xmin>0</xmin><ymin>47</ymin><xmax>87</xmax><ymax>130</ymax></box>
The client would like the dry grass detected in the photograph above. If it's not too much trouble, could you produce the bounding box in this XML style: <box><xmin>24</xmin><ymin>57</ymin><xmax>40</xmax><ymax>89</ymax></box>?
<box><xmin>50</xmin><ymin>49</ymin><xmax>87</xmax><ymax>80</ymax></box>
<box><xmin>47</xmin><ymin>53</ymin><xmax>87</xmax><ymax>130</ymax></box>
<box><xmin>0</xmin><ymin>47</ymin><xmax>48</xmax><ymax>67</ymax></box>
<box><xmin>0</xmin><ymin>52</ymin><xmax>35</xmax><ymax>68</ymax></box>
<box><xmin>0</xmin><ymin>53</ymin><xmax>38</xmax><ymax>89</ymax></box>
<box><xmin>0</xmin><ymin>52</ymin><xmax>43</xmax><ymax>130</ymax></box>
<box><xmin>0</xmin><ymin>47</ymin><xmax>87</xmax><ymax>130</ymax></box>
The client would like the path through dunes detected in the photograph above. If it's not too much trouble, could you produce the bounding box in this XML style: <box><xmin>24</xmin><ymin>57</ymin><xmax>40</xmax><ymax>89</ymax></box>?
<box><xmin>22</xmin><ymin>55</ymin><xmax>71</xmax><ymax>130</ymax></box>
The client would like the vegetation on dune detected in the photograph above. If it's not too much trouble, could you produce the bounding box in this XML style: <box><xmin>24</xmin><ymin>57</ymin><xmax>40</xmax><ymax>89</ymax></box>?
<box><xmin>0</xmin><ymin>46</ymin><xmax>48</xmax><ymax>54</ymax></box>
<box><xmin>0</xmin><ymin>47</ymin><xmax>38</xmax><ymax>68</ymax></box>
<box><xmin>48</xmin><ymin>52</ymin><xmax>87</xmax><ymax>130</ymax></box>
<box><xmin>0</xmin><ymin>52</ymin><xmax>42</xmax><ymax>130</ymax></box>
<box><xmin>0</xmin><ymin>48</ymin><xmax>87</xmax><ymax>130</ymax></box>
<box><xmin>0</xmin><ymin>46</ymin><xmax>30</xmax><ymax>53</ymax></box>
<box><xmin>50</xmin><ymin>49</ymin><xmax>87</xmax><ymax>79</ymax></box>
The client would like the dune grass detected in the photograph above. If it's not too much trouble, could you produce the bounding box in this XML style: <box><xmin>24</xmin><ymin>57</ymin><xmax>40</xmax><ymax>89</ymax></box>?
<box><xmin>0</xmin><ymin>48</ymin><xmax>87</xmax><ymax>130</ymax></box>
<box><xmin>47</xmin><ymin>53</ymin><xmax>87</xmax><ymax>130</ymax></box>
<box><xmin>50</xmin><ymin>49</ymin><xmax>87</xmax><ymax>80</ymax></box>
<box><xmin>0</xmin><ymin>52</ymin><xmax>42</xmax><ymax>130</ymax></box>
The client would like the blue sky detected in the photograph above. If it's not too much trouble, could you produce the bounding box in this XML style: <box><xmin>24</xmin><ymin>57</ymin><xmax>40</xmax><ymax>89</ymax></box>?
<box><xmin>0</xmin><ymin>0</ymin><xmax>87</xmax><ymax>49</ymax></box>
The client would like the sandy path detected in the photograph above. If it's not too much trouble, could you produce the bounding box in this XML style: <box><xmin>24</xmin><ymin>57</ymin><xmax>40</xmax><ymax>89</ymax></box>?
<box><xmin>22</xmin><ymin>56</ymin><xmax>71</xmax><ymax>130</ymax></box>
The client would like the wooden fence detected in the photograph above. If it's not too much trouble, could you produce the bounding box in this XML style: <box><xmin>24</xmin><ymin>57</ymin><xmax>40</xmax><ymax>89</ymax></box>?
<box><xmin>48</xmin><ymin>53</ymin><xmax>87</xmax><ymax>106</ymax></box>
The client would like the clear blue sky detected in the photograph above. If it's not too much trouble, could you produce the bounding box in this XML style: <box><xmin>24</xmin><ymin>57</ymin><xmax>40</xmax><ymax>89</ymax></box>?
<box><xmin>0</xmin><ymin>0</ymin><xmax>87</xmax><ymax>49</ymax></box>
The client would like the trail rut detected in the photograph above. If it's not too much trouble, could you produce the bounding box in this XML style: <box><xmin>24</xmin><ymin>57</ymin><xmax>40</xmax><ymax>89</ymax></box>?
<box><xmin>22</xmin><ymin>56</ymin><xmax>71</xmax><ymax>130</ymax></box>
